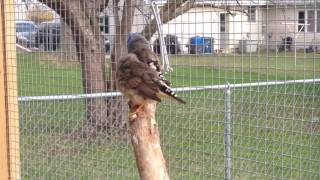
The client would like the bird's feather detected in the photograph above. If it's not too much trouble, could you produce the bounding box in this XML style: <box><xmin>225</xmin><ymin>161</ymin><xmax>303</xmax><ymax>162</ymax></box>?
<box><xmin>117</xmin><ymin>34</ymin><xmax>186</xmax><ymax>105</ymax></box>
<box><xmin>117</xmin><ymin>54</ymin><xmax>161</xmax><ymax>104</ymax></box>
<box><xmin>116</xmin><ymin>53</ymin><xmax>185</xmax><ymax>105</ymax></box>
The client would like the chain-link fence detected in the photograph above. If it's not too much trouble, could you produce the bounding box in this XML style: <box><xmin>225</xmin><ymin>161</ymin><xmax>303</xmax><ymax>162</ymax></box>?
<box><xmin>6</xmin><ymin>0</ymin><xmax>320</xmax><ymax>179</ymax></box>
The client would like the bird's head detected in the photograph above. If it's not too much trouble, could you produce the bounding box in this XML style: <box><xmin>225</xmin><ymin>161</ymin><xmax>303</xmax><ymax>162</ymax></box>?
<box><xmin>133</xmin><ymin>47</ymin><xmax>158</xmax><ymax>63</ymax></box>
<box><xmin>127</xmin><ymin>33</ymin><xmax>151</xmax><ymax>54</ymax></box>
<box><xmin>127</xmin><ymin>33</ymin><xmax>161</xmax><ymax>71</ymax></box>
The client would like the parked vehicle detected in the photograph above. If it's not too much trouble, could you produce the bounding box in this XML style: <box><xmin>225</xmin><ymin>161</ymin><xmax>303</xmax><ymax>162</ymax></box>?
<box><xmin>35</xmin><ymin>22</ymin><xmax>61</xmax><ymax>51</ymax></box>
<box><xmin>16</xmin><ymin>20</ymin><xmax>38</xmax><ymax>48</ymax></box>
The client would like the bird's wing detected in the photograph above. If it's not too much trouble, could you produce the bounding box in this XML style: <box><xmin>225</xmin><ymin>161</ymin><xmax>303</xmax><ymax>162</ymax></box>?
<box><xmin>117</xmin><ymin>53</ymin><xmax>186</xmax><ymax>104</ymax></box>
<box><xmin>117</xmin><ymin>53</ymin><xmax>162</xmax><ymax>102</ymax></box>
<box><xmin>132</xmin><ymin>48</ymin><xmax>172</xmax><ymax>87</ymax></box>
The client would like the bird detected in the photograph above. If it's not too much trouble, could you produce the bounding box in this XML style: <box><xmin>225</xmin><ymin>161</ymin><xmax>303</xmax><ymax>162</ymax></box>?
<box><xmin>116</xmin><ymin>34</ymin><xmax>186</xmax><ymax>113</ymax></box>
<box><xmin>127</xmin><ymin>34</ymin><xmax>165</xmax><ymax>81</ymax></box>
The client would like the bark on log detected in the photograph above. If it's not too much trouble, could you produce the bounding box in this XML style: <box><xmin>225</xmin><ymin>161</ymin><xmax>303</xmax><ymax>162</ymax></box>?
<box><xmin>129</xmin><ymin>100</ymin><xmax>169</xmax><ymax>180</ymax></box>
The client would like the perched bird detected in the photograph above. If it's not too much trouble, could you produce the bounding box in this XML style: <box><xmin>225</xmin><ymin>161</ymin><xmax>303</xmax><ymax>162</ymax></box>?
<box><xmin>116</xmin><ymin>34</ymin><xmax>186</xmax><ymax>110</ymax></box>
<box><xmin>127</xmin><ymin>34</ymin><xmax>165</xmax><ymax>81</ymax></box>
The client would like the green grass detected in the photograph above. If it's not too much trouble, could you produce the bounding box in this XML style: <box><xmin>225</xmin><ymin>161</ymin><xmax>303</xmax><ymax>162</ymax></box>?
<box><xmin>171</xmin><ymin>53</ymin><xmax>319</xmax><ymax>79</ymax></box>
<box><xmin>18</xmin><ymin>53</ymin><xmax>83</xmax><ymax>96</ymax></box>
<box><xmin>18</xmin><ymin>52</ymin><xmax>320</xmax><ymax>179</ymax></box>
<box><xmin>18</xmin><ymin>53</ymin><xmax>320</xmax><ymax>96</ymax></box>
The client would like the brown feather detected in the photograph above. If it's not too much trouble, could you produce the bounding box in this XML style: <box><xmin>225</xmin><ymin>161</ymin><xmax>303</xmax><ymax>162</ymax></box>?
<box><xmin>116</xmin><ymin>52</ymin><xmax>186</xmax><ymax>105</ymax></box>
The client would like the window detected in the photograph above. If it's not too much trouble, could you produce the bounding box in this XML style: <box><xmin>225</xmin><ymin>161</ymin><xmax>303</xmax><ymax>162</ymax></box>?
<box><xmin>99</xmin><ymin>15</ymin><xmax>109</xmax><ymax>34</ymax></box>
<box><xmin>298</xmin><ymin>11</ymin><xmax>305</xmax><ymax>32</ymax></box>
<box><xmin>298</xmin><ymin>10</ymin><xmax>320</xmax><ymax>32</ymax></box>
<box><xmin>317</xmin><ymin>11</ymin><xmax>320</xmax><ymax>32</ymax></box>
<box><xmin>307</xmin><ymin>11</ymin><xmax>315</xmax><ymax>32</ymax></box>
<box><xmin>248</xmin><ymin>6</ymin><xmax>256</xmax><ymax>22</ymax></box>
<box><xmin>220</xmin><ymin>13</ymin><xmax>226</xmax><ymax>32</ymax></box>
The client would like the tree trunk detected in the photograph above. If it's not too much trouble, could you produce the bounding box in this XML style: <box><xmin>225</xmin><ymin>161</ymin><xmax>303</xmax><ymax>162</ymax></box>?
<box><xmin>129</xmin><ymin>101</ymin><xmax>169</xmax><ymax>180</ymax></box>
<box><xmin>38</xmin><ymin>0</ymin><xmax>188</xmax><ymax>138</ymax></box>
<box><xmin>101</xmin><ymin>0</ymin><xmax>137</xmax><ymax>137</ymax></box>
<box><xmin>111</xmin><ymin>0</ymin><xmax>135</xmax><ymax>67</ymax></box>
<box><xmin>40</xmin><ymin>0</ymin><xmax>123</xmax><ymax>138</ymax></box>
<box><xmin>56</xmin><ymin>22</ymin><xmax>77</xmax><ymax>62</ymax></box>
<box><xmin>68</xmin><ymin>0</ymin><xmax>109</xmax><ymax>136</ymax></box>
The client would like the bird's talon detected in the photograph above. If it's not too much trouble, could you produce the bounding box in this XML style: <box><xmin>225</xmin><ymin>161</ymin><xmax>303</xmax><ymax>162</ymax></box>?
<box><xmin>129</xmin><ymin>104</ymin><xmax>145</xmax><ymax>122</ymax></box>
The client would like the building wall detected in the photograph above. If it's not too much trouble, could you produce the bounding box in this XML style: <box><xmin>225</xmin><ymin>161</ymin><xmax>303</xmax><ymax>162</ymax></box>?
<box><xmin>103</xmin><ymin>1</ymin><xmax>149</xmax><ymax>53</ymax></box>
<box><xmin>228</xmin><ymin>7</ymin><xmax>265</xmax><ymax>50</ymax></box>
<box><xmin>264</xmin><ymin>7</ymin><xmax>320</xmax><ymax>50</ymax></box>
<box><xmin>17</xmin><ymin>1</ymin><xmax>318</xmax><ymax>53</ymax></box>
<box><xmin>154</xmin><ymin>6</ymin><xmax>264</xmax><ymax>53</ymax></box>
<box><xmin>159</xmin><ymin>7</ymin><xmax>220</xmax><ymax>52</ymax></box>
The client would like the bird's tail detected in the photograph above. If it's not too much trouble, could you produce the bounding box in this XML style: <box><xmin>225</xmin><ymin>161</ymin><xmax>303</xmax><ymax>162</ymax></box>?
<box><xmin>168</xmin><ymin>93</ymin><xmax>187</xmax><ymax>104</ymax></box>
<box><xmin>157</xmin><ymin>82</ymin><xmax>186</xmax><ymax>104</ymax></box>
<box><xmin>156</xmin><ymin>79</ymin><xmax>187</xmax><ymax>104</ymax></box>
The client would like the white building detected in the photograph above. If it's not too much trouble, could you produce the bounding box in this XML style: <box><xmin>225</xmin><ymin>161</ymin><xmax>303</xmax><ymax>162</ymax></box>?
<box><xmin>15</xmin><ymin>0</ymin><xmax>320</xmax><ymax>53</ymax></box>
<box><xmin>150</xmin><ymin>0</ymin><xmax>320</xmax><ymax>53</ymax></box>
<box><xmin>156</xmin><ymin>3</ymin><xmax>265</xmax><ymax>53</ymax></box>
<box><xmin>264</xmin><ymin>1</ymin><xmax>320</xmax><ymax>50</ymax></box>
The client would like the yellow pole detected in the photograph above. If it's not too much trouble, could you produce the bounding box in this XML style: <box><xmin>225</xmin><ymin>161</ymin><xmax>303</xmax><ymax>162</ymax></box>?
<box><xmin>0</xmin><ymin>0</ymin><xmax>10</xmax><ymax>177</ymax></box>
<box><xmin>0</xmin><ymin>0</ymin><xmax>20</xmax><ymax>179</ymax></box>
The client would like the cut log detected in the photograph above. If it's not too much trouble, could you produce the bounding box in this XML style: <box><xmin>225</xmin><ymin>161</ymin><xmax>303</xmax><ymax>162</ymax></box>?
<box><xmin>129</xmin><ymin>100</ymin><xmax>169</xmax><ymax>180</ymax></box>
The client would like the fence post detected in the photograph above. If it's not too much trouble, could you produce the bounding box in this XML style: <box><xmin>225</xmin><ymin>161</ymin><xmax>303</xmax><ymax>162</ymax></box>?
<box><xmin>0</xmin><ymin>3</ymin><xmax>9</xmax><ymax>177</ymax></box>
<box><xmin>0</xmin><ymin>0</ymin><xmax>20</xmax><ymax>179</ymax></box>
<box><xmin>224</xmin><ymin>83</ymin><xmax>232</xmax><ymax>180</ymax></box>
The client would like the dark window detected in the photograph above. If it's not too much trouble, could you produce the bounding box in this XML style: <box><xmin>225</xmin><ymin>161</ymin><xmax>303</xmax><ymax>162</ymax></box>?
<box><xmin>298</xmin><ymin>11</ymin><xmax>305</xmax><ymax>32</ymax></box>
<box><xmin>220</xmin><ymin>13</ymin><xmax>226</xmax><ymax>32</ymax></box>
<box><xmin>317</xmin><ymin>11</ymin><xmax>320</xmax><ymax>32</ymax></box>
<box><xmin>99</xmin><ymin>16</ymin><xmax>109</xmax><ymax>34</ymax></box>
<box><xmin>307</xmin><ymin>11</ymin><xmax>315</xmax><ymax>32</ymax></box>
<box><xmin>248</xmin><ymin>6</ymin><xmax>256</xmax><ymax>22</ymax></box>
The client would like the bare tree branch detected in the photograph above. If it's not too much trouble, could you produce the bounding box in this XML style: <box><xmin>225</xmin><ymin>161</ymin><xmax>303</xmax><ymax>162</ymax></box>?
<box><xmin>235</xmin><ymin>0</ymin><xmax>241</xmax><ymax>7</ymax></box>
<box><xmin>232</xmin><ymin>0</ymin><xmax>248</xmax><ymax>16</ymax></box>
<box><xmin>98</xmin><ymin>0</ymin><xmax>110</xmax><ymax>12</ymax></box>
<box><xmin>142</xmin><ymin>0</ymin><xmax>195</xmax><ymax>40</ymax></box>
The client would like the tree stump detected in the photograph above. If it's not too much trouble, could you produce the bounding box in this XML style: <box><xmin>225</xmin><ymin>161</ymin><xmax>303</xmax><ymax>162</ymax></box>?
<box><xmin>129</xmin><ymin>100</ymin><xmax>169</xmax><ymax>180</ymax></box>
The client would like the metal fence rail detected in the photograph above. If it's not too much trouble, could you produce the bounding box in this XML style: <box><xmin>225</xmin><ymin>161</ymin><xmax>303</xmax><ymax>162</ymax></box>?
<box><xmin>18</xmin><ymin>79</ymin><xmax>320</xmax><ymax>102</ymax></box>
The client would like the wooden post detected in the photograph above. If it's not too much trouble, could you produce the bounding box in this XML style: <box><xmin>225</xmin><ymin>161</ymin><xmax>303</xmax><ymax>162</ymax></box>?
<box><xmin>129</xmin><ymin>100</ymin><xmax>169</xmax><ymax>180</ymax></box>
<box><xmin>0</xmin><ymin>4</ymin><xmax>10</xmax><ymax>177</ymax></box>
<box><xmin>0</xmin><ymin>0</ymin><xmax>20</xmax><ymax>179</ymax></box>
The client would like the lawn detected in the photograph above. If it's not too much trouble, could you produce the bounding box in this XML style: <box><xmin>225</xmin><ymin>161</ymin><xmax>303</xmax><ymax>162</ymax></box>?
<box><xmin>18</xmin><ymin>52</ymin><xmax>320</xmax><ymax>179</ymax></box>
